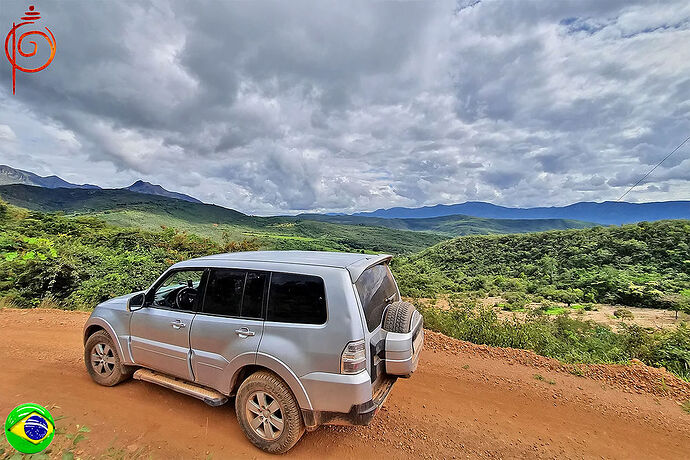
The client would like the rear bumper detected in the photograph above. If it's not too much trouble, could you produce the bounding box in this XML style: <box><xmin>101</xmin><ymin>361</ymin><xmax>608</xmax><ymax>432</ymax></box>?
<box><xmin>301</xmin><ymin>375</ymin><xmax>396</xmax><ymax>430</ymax></box>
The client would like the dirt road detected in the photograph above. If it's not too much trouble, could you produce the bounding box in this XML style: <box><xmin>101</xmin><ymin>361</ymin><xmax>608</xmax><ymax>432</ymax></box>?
<box><xmin>1</xmin><ymin>308</ymin><xmax>688</xmax><ymax>459</ymax></box>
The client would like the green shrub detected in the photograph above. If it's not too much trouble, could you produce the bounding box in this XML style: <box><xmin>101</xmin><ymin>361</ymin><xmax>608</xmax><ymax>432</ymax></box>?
<box><xmin>0</xmin><ymin>207</ymin><xmax>256</xmax><ymax>308</ymax></box>
<box><xmin>416</xmin><ymin>302</ymin><xmax>689</xmax><ymax>380</ymax></box>
<box><xmin>503</xmin><ymin>291</ymin><xmax>528</xmax><ymax>307</ymax></box>
<box><xmin>395</xmin><ymin>220</ymin><xmax>690</xmax><ymax>310</ymax></box>
<box><xmin>614</xmin><ymin>308</ymin><xmax>635</xmax><ymax>319</ymax></box>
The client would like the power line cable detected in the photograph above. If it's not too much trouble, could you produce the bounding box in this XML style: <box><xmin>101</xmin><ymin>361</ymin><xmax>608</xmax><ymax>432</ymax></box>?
<box><xmin>616</xmin><ymin>135</ymin><xmax>690</xmax><ymax>202</ymax></box>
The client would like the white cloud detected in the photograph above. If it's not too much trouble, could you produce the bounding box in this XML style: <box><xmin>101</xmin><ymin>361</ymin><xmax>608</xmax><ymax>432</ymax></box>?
<box><xmin>0</xmin><ymin>124</ymin><xmax>16</xmax><ymax>142</ymax></box>
<box><xmin>0</xmin><ymin>0</ymin><xmax>688</xmax><ymax>214</ymax></box>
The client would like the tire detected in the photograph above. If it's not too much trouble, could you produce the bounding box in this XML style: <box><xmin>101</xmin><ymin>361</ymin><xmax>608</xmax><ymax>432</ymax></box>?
<box><xmin>383</xmin><ymin>300</ymin><xmax>416</xmax><ymax>333</ymax></box>
<box><xmin>235</xmin><ymin>371</ymin><xmax>305</xmax><ymax>454</ymax></box>
<box><xmin>84</xmin><ymin>330</ymin><xmax>131</xmax><ymax>387</ymax></box>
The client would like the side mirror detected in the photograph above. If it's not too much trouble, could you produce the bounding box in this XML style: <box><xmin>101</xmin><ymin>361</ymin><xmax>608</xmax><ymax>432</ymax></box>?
<box><xmin>128</xmin><ymin>293</ymin><xmax>146</xmax><ymax>311</ymax></box>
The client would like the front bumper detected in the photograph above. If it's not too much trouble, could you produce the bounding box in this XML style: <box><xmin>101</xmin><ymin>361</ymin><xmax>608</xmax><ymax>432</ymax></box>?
<box><xmin>301</xmin><ymin>375</ymin><xmax>396</xmax><ymax>430</ymax></box>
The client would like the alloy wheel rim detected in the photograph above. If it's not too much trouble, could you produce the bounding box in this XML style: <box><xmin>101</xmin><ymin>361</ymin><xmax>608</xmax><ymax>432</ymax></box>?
<box><xmin>91</xmin><ymin>342</ymin><xmax>116</xmax><ymax>376</ymax></box>
<box><xmin>246</xmin><ymin>391</ymin><xmax>284</xmax><ymax>440</ymax></box>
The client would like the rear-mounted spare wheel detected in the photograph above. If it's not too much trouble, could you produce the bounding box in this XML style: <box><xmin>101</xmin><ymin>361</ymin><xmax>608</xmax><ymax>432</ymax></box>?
<box><xmin>382</xmin><ymin>301</ymin><xmax>423</xmax><ymax>377</ymax></box>
<box><xmin>383</xmin><ymin>301</ymin><xmax>415</xmax><ymax>333</ymax></box>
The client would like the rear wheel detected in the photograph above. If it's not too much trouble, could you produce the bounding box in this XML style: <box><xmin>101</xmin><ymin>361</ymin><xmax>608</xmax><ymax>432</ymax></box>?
<box><xmin>84</xmin><ymin>330</ymin><xmax>131</xmax><ymax>387</ymax></box>
<box><xmin>235</xmin><ymin>371</ymin><xmax>305</xmax><ymax>454</ymax></box>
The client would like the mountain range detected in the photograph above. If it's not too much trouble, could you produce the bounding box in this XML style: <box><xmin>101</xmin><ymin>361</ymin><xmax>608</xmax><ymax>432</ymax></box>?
<box><xmin>353</xmin><ymin>200</ymin><xmax>690</xmax><ymax>225</ymax></box>
<box><xmin>0</xmin><ymin>165</ymin><xmax>201</xmax><ymax>203</ymax></box>
<box><xmin>0</xmin><ymin>164</ymin><xmax>101</xmax><ymax>190</ymax></box>
<box><xmin>1</xmin><ymin>164</ymin><xmax>687</xmax><ymax>225</ymax></box>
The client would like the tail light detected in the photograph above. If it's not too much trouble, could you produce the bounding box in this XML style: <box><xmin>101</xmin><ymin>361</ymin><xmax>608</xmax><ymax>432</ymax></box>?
<box><xmin>340</xmin><ymin>339</ymin><xmax>366</xmax><ymax>374</ymax></box>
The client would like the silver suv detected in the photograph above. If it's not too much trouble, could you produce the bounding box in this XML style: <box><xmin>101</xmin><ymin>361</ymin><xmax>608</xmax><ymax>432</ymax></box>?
<box><xmin>83</xmin><ymin>251</ymin><xmax>423</xmax><ymax>453</ymax></box>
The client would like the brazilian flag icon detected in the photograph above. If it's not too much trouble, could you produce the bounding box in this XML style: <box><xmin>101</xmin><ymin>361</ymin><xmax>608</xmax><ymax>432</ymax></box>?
<box><xmin>4</xmin><ymin>403</ymin><xmax>55</xmax><ymax>454</ymax></box>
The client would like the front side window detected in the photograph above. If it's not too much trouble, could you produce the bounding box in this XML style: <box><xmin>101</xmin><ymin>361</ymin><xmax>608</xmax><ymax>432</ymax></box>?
<box><xmin>152</xmin><ymin>269</ymin><xmax>204</xmax><ymax>311</ymax></box>
<box><xmin>355</xmin><ymin>263</ymin><xmax>399</xmax><ymax>331</ymax></box>
<box><xmin>267</xmin><ymin>272</ymin><xmax>326</xmax><ymax>324</ymax></box>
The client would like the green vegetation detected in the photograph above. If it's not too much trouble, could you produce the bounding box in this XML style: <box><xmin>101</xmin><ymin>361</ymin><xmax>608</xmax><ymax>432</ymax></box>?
<box><xmin>533</xmin><ymin>374</ymin><xmax>556</xmax><ymax>384</ymax></box>
<box><xmin>1</xmin><ymin>190</ymin><xmax>689</xmax><ymax>381</ymax></box>
<box><xmin>416</xmin><ymin>300</ymin><xmax>690</xmax><ymax>380</ymax></box>
<box><xmin>394</xmin><ymin>220</ymin><xmax>690</xmax><ymax>311</ymax></box>
<box><xmin>613</xmin><ymin>308</ymin><xmax>634</xmax><ymax>319</ymax></box>
<box><xmin>0</xmin><ymin>202</ymin><xmax>230</xmax><ymax>309</ymax></box>
<box><xmin>0</xmin><ymin>197</ymin><xmax>438</xmax><ymax>308</ymax></box>
<box><xmin>0</xmin><ymin>184</ymin><xmax>596</xmax><ymax>253</ymax></box>
<box><xmin>0</xmin><ymin>184</ymin><xmax>445</xmax><ymax>254</ymax></box>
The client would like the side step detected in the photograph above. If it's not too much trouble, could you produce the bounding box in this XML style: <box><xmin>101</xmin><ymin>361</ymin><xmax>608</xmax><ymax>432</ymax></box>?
<box><xmin>133</xmin><ymin>369</ymin><xmax>228</xmax><ymax>407</ymax></box>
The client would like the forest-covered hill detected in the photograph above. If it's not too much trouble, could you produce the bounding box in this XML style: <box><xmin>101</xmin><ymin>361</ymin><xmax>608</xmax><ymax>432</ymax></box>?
<box><xmin>0</xmin><ymin>185</ymin><xmax>445</xmax><ymax>254</ymax></box>
<box><xmin>296</xmin><ymin>213</ymin><xmax>594</xmax><ymax>235</ymax></box>
<box><xmin>394</xmin><ymin>220</ymin><xmax>690</xmax><ymax>310</ymax></box>
<box><xmin>0</xmin><ymin>184</ymin><xmax>596</xmax><ymax>242</ymax></box>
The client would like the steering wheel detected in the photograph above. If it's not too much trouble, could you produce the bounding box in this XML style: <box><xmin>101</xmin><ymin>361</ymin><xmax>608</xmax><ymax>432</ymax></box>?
<box><xmin>175</xmin><ymin>287</ymin><xmax>197</xmax><ymax>310</ymax></box>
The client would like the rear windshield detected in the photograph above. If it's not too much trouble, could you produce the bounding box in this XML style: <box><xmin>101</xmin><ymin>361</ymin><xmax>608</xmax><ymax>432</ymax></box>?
<box><xmin>355</xmin><ymin>263</ymin><xmax>399</xmax><ymax>332</ymax></box>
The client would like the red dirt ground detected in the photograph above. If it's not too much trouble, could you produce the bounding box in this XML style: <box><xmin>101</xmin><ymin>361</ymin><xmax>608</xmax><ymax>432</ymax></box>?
<box><xmin>1</xmin><ymin>308</ymin><xmax>688</xmax><ymax>459</ymax></box>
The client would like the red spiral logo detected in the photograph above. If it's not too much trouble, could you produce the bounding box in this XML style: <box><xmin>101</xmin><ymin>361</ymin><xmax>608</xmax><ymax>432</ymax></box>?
<box><xmin>4</xmin><ymin>6</ymin><xmax>56</xmax><ymax>94</ymax></box>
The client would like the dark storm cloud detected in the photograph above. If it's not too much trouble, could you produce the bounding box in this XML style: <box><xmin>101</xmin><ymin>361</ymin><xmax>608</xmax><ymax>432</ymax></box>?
<box><xmin>0</xmin><ymin>0</ymin><xmax>688</xmax><ymax>214</ymax></box>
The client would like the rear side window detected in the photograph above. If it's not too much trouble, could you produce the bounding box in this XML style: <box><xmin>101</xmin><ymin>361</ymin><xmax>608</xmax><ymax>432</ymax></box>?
<box><xmin>355</xmin><ymin>264</ymin><xmax>399</xmax><ymax>332</ymax></box>
<box><xmin>203</xmin><ymin>269</ymin><xmax>245</xmax><ymax>316</ymax></box>
<box><xmin>267</xmin><ymin>272</ymin><xmax>327</xmax><ymax>324</ymax></box>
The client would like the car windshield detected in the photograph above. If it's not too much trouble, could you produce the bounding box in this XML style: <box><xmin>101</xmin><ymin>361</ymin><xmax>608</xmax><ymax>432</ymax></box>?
<box><xmin>355</xmin><ymin>263</ymin><xmax>399</xmax><ymax>332</ymax></box>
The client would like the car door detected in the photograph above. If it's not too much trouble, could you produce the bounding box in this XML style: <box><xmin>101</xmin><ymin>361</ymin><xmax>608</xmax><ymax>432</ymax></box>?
<box><xmin>190</xmin><ymin>269</ymin><xmax>266</xmax><ymax>392</ymax></box>
<box><xmin>130</xmin><ymin>268</ymin><xmax>205</xmax><ymax>380</ymax></box>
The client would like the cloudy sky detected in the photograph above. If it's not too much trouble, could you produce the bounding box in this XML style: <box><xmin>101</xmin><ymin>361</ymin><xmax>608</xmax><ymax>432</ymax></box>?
<box><xmin>0</xmin><ymin>0</ymin><xmax>688</xmax><ymax>215</ymax></box>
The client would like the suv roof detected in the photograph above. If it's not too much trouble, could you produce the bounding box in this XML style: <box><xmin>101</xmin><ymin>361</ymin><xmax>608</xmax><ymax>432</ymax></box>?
<box><xmin>179</xmin><ymin>250</ymin><xmax>392</xmax><ymax>282</ymax></box>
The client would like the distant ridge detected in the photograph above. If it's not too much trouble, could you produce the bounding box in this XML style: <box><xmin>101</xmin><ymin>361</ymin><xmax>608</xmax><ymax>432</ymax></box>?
<box><xmin>353</xmin><ymin>200</ymin><xmax>690</xmax><ymax>225</ymax></box>
<box><xmin>2</xmin><ymin>164</ymin><xmax>687</xmax><ymax>224</ymax></box>
<box><xmin>296</xmin><ymin>213</ymin><xmax>595</xmax><ymax>236</ymax></box>
<box><xmin>0</xmin><ymin>184</ymin><xmax>594</xmax><ymax>239</ymax></box>
<box><xmin>0</xmin><ymin>165</ymin><xmax>201</xmax><ymax>204</ymax></box>
<box><xmin>0</xmin><ymin>165</ymin><xmax>100</xmax><ymax>190</ymax></box>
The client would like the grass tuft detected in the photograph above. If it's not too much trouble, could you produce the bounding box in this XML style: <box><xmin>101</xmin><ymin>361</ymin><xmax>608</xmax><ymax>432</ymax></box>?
<box><xmin>682</xmin><ymin>400</ymin><xmax>690</xmax><ymax>414</ymax></box>
<box><xmin>533</xmin><ymin>373</ymin><xmax>556</xmax><ymax>384</ymax></box>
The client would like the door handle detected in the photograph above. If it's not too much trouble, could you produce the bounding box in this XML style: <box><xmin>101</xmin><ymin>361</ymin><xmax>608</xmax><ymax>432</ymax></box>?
<box><xmin>171</xmin><ymin>320</ymin><xmax>187</xmax><ymax>329</ymax></box>
<box><xmin>235</xmin><ymin>327</ymin><xmax>255</xmax><ymax>338</ymax></box>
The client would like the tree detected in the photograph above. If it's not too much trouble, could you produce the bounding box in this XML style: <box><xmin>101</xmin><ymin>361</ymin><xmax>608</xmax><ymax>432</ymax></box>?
<box><xmin>672</xmin><ymin>293</ymin><xmax>690</xmax><ymax>320</ymax></box>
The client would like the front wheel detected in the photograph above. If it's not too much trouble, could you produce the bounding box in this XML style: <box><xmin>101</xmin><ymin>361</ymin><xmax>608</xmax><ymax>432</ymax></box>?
<box><xmin>84</xmin><ymin>330</ymin><xmax>131</xmax><ymax>387</ymax></box>
<box><xmin>235</xmin><ymin>371</ymin><xmax>305</xmax><ymax>454</ymax></box>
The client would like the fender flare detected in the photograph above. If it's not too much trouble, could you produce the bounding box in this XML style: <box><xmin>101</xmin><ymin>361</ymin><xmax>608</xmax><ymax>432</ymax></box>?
<box><xmin>253</xmin><ymin>352</ymin><xmax>313</xmax><ymax>410</ymax></box>
<box><xmin>83</xmin><ymin>318</ymin><xmax>130</xmax><ymax>364</ymax></box>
